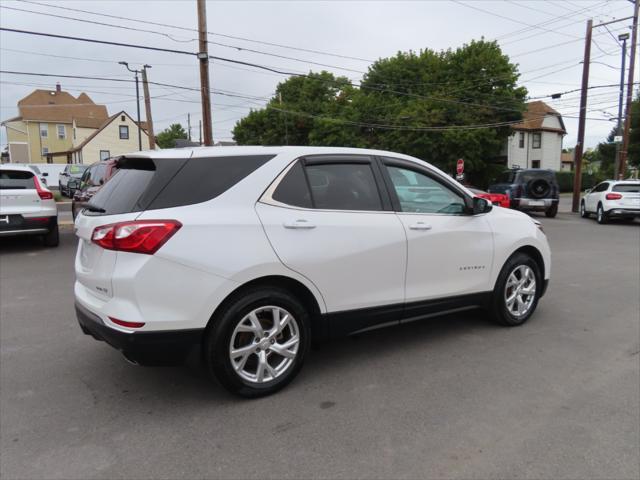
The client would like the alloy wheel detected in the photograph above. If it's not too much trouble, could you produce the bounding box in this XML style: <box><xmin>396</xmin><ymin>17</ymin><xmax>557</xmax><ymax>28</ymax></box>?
<box><xmin>504</xmin><ymin>265</ymin><xmax>536</xmax><ymax>318</ymax></box>
<box><xmin>229</xmin><ymin>306</ymin><xmax>300</xmax><ymax>384</ymax></box>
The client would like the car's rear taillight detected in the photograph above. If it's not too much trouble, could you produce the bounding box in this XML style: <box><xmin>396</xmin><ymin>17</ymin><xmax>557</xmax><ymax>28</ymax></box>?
<box><xmin>91</xmin><ymin>220</ymin><xmax>182</xmax><ymax>255</ymax></box>
<box><xmin>33</xmin><ymin>175</ymin><xmax>53</xmax><ymax>200</ymax></box>
<box><xmin>605</xmin><ymin>193</ymin><xmax>623</xmax><ymax>200</ymax></box>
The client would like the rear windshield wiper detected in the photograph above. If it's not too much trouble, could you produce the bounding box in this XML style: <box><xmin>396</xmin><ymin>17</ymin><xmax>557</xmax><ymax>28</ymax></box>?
<box><xmin>84</xmin><ymin>203</ymin><xmax>106</xmax><ymax>213</ymax></box>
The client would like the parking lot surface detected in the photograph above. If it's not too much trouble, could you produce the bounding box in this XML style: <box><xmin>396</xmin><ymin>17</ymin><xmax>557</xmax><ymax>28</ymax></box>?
<box><xmin>1</xmin><ymin>213</ymin><xmax>639</xmax><ymax>480</ymax></box>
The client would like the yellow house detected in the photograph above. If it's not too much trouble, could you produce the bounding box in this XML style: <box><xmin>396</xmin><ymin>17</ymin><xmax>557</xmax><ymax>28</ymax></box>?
<box><xmin>1</xmin><ymin>84</ymin><xmax>109</xmax><ymax>164</ymax></box>
<box><xmin>48</xmin><ymin>111</ymin><xmax>149</xmax><ymax>164</ymax></box>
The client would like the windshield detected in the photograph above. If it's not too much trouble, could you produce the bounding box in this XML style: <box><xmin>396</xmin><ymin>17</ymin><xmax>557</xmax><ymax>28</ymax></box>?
<box><xmin>69</xmin><ymin>165</ymin><xmax>88</xmax><ymax>177</ymax></box>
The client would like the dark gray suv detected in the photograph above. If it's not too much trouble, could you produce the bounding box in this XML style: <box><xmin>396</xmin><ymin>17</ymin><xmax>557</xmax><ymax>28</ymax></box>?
<box><xmin>488</xmin><ymin>169</ymin><xmax>559</xmax><ymax>218</ymax></box>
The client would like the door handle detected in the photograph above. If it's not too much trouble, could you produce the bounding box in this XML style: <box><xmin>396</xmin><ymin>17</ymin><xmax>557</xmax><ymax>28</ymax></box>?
<box><xmin>283</xmin><ymin>219</ymin><xmax>316</xmax><ymax>229</ymax></box>
<box><xmin>409</xmin><ymin>222</ymin><xmax>432</xmax><ymax>231</ymax></box>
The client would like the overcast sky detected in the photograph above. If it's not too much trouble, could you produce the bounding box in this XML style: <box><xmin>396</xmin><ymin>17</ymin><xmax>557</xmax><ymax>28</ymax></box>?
<box><xmin>1</xmin><ymin>0</ymin><xmax>638</xmax><ymax>153</ymax></box>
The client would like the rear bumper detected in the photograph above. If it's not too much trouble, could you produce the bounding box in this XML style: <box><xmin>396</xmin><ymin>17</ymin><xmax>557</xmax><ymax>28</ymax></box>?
<box><xmin>75</xmin><ymin>301</ymin><xmax>203</xmax><ymax>366</ymax></box>
<box><xmin>606</xmin><ymin>208</ymin><xmax>640</xmax><ymax>218</ymax></box>
<box><xmin>512</xmin><ymin>198</ymin><xmax>558</xmax><ymax>211</ymax></box>
<box><xmin>0</xmin><ymin>215</ymin><xmax>57</xmax><ymax>236</ymax></box>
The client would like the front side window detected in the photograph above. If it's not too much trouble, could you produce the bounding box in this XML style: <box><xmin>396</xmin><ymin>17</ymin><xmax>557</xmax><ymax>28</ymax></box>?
<box><xmin>57</xmin><ymin>124</ymin><xmax>65</xmax><ymax>139</ymax></box>
<box><xmin>518</xmin><ymin>132</ymin><xmax>525</xmax><ymax>148</ymax></box>
<box><xmin>532</xmin><ymin>133</ymin><xmax>542</xmax><ymax>149</ymax></box>
<box><xmin>39</xmin><ymin>123</ymin><xmax>48</xmax><ymax>138</ymax></box>
<box><xmin>119</xmin><ymin>125</ymin><xmax>129</xmax><ymax>140</ymax></box>
<box><xmin>305</xmin><ymin>163</ymin><xmax>382</xmax><ymax>211</ymax></box>
<box><xmin>386</xmin><ymin>165</ymin><xmax>466</xmax><ymax>214</ymax></box>
<box><xmin>99</xmin><ymin>150</ymin><xmax>110</xmax><ymax>161</ymax></box>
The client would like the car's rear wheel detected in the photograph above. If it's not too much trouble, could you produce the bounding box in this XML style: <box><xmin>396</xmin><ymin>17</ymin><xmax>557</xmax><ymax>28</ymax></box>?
<box><xmin>488</xmin><ymin>253</ymin><xmax>541</xmax><ymax>326</ymax></box>
<box><xmin>43</xmin><ymin>222</ymin><xmax>59</xmax><ymax>247</ymax></box>
<box><xmin>205</xmin><ymin>287</ymin><xmax>310</xmax><ymax>398</ymax></box>
<box><xmin>545</xmin><ymin>203</ymin><xmax>558</xmax><ymax>218</ymax></box>
<box><xmin>580</xmin><ymin>201</ymin><xmax>589</xmax><ymax>218</ymax></box>
<box><xmin>596</xmin><ymin>203</ymin><xmax>608</xmax><ymax>224</ymax></box>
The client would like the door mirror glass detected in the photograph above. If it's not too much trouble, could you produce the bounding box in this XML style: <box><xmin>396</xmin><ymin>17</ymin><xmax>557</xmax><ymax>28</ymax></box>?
<box><xmin>473</xmin><ymin>196</ymin><xmax>492</xmax><ymax>214</ymax></box>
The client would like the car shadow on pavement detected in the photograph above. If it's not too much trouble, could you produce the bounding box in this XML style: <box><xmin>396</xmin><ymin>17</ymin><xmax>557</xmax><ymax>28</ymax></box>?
<box><xmin>76</xmin><ymin>308</ymin><xmax>496</xmax><ymax>404</ymax></box>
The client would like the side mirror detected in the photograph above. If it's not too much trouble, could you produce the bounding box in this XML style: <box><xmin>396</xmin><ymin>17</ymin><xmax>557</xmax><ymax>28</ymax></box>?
<box><xmin>472</xmin><ymin>196</ymin><xmax>493</xmax><ymax>214</ymax></box>
<box><xmin>42</xmin><ymin>172</ymin><xmax>49</xmax><ymax>177</ymax></box>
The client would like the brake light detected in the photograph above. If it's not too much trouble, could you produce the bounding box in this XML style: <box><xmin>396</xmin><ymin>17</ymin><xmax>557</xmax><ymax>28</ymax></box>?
<box><xmin>109</xmin><ymin>317</ymin><xmax>145</xmax><ymax>329</ymax></box>
<box><xmin>33</xmin><ymin>175</ymin><xmax>53</xmax><ymax>200</ymax></box>
<box><xmin>606</xmin><ymin>193</ymin><xmax>623</xmax><ymax>200</ymax></box>
<box><xmin>92</xmin><ymin>220</ymin><xmax>182</xmax><ymax>255</ymax></box>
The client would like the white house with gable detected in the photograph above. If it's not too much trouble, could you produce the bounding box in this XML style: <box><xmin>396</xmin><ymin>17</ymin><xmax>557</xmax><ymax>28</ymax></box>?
<box><xmin>506</xmin><ymin>101</ymin><xmax>567</xmax><ymax>171</ymax></box>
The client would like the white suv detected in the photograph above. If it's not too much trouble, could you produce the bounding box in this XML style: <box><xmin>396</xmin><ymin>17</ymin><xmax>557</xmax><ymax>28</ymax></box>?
<box><xmin>580</xmin><ymin>180</ymin><xmax>640</xmax><ymax>224</ymax></box>
<box><xmin>74</xmin><ymin>147</ymin><xmax>551</xmax><ymax>397</ymax></box>
<box><xmin>0</xmin><ymin>164</ymin><xmax>59</xmax><ymax>246</ymax></box>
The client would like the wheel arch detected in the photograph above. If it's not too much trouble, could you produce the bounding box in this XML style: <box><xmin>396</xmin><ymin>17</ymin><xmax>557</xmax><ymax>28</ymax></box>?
<box><xmin>204</xmin><ymin>275</ymin><xmax>327</xmax><ymax>343</ymax></box>
<box><xmin>511</xmin><ymin>245</ymin><xmax>545</xmax><ymax>281</ymax></box>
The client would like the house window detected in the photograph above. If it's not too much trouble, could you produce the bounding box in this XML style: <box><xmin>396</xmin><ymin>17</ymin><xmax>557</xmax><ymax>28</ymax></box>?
<box><xmin>532</xmin><ymin>133</ymin><xmax>542</xmax><ymax>149</ymax></box>
<box><xmin>57</xmin><ymin>124</ymin><xmax>66</xmax><ymax>139</ymax></box>
<box><xmin>42</xmin><ymin>147</ymin><xmax>49</xmax><ymax>157</ymax></box>
<box><xmin>119</xmin><ymin>125</ymin><xmax>129</xmax><ymax>140</ymax></box>
<box><xmin>532</xmin><ymin>160</ymin><xmax>541</xmax><ymax>168</ymax></box>
<box><xmin>518</xmin><ymin>132</ymin><xmax>525</xmax><ymax>148</ymax></box>
<box><xmin>39</xmin><ymin>123</ymin><xmax>48</xmax><ymax>138</ymax></box>
<box><xmin>99</xmin><ymin>150</ymin><xmax>110</xmax><ymax>161</ymax></box>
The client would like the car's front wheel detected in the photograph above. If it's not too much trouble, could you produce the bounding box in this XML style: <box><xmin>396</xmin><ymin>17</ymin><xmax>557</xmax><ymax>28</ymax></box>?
<box><xmin>580</xmin><ymin>201</ymin><xmax>589</xmax><ymax>218</ymax></box>
<box><xmin>205</xmin><ymin>287</ymin><xmax>310</xmax><ymax>398</ymax></box>
<box><xmin>596</xmin><ymin>203</ymin><xmax>608</xmax><ymax>224</ymax></box>
<box><xmin>489</xmin><ymin>253</ymin><xmax>541</xmax><ymax>326</ymax></box>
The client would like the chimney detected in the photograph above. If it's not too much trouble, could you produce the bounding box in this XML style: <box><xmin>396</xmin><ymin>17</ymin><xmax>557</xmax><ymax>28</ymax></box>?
<box><xmin>55</xmin><ymin>83</ymin><xmax>61</xmax><ymax>93</ymax></box>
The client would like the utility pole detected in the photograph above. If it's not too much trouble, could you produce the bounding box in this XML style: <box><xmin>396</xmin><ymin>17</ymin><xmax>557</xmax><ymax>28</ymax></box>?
<box><xmin>119</xmin><ymin>61</ymin><xmax>143</xmax><ymax>151</ymax></box>
<box><xmin>197</xmin><ymin>0</ymin><xmax>213</xmax><ymax>146</ymax></box>
<box><xmin>141</xmin><ymin>64</ymin><xmax>155</xmax><ymax>150</ymax></box>
<box><xmin>199</xmin><ymin>120</ymin><xmax>202</xmax><ymax>145</ymax></box>
<box><xmin>614</xmin><ymin>33</ymin><xmax>629</xmax><ymax>180</ymax></box>
<box><xmin>619</xmin><ymin>0</ymin><xmax>639</xmax><ymax>179</ymax></box>
<box><xmin>187</xmin><ymin>113</ymin><xmax>192</xmax><ymax>141</ymax></box>
<box><xmin>572</xmin><ymin>19</ymin><xmax>592</xmax><ymax>213</ymax></box>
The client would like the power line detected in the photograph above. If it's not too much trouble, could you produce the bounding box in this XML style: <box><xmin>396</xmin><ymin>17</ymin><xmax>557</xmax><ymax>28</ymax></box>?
<box><xmin>15</xmin><ymin>0</ymin><xmax>374</xmax><ymax>63</ymax></box>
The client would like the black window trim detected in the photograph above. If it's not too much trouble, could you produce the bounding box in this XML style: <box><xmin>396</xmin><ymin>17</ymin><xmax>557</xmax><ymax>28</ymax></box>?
<box><xmin>261</xmin><ymin>154</ymin><xmax>393</xmax><ymax>213</ymax></box>
<box><xmin>376</xmin><ymin>156</ymin><xmax>475</xmax><ymax>215</ymax></box>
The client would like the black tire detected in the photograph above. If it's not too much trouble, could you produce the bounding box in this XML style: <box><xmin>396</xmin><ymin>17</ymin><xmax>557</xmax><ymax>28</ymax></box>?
<box><xmin>545</xmin><ymin>203</ymin><xmax>558</xmax><ymax>218</ymax></box>
<box><xmin>43</xmin><ymin>222</ymin><xmax>59</xmax><ymax>247</ymax></box>
<box><xmin>488</xmin><ymin>252</ymin><xmax>542</xmax><ymax>327</ymax></box>
<box><xmin>527</xmin><ymin>178</ymin><xmax>551</xmax><ymax>199</ymax></box>
<box><xmin>580</xmin><ymin>201</ymin><xmax>589</xmax><ymax>218</ymax></box>
<box><xmin>204</xmin><ymin>286</ymin><xmax>310</xmax><ymax>398</ymax></box>
<box><xmin>596</xmin><ymin>203</ymin><xmax>608</xmax><ymax>224</ymax></box>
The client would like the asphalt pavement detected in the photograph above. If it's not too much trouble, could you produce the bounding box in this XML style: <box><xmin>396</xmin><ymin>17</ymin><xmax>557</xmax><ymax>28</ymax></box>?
<box><xmin>1</xmin><ymin>213</ymin><xmax>638</xmax><ymax>479</ymax></box>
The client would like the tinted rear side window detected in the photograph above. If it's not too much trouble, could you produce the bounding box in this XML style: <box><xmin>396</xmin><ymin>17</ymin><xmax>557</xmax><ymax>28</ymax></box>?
<box><xmin>0</xmin><ymin>170</ymin><xmax>34</xmax><ymax>189</ymax></box>
<box><xmin>517</xmin><ymin>170</ymin><xmax>557</xmax><ymax>183</ymax></box>
<box><xmin>272</xmin><ymin>162</ymin><xmax>312</xmax><ymax>208</ymax></box>
<box><xmin>613</xmin><ymin>184</ymin><xmax>640</xmax><ymax>193</ymax></box>
<box><xmin>148</xmin><ymin>155</ymin><xmax>274</xmax><ymax>210</ymax></box>
<box><xmin>306</xmin><ymin>163</ymin><xmax>382</xmax><ymax>211</ymax></box>
<box><xmin>86</xmin><ymin>155</ymin><xmax>274</xmax><ymax>215</ymax></box>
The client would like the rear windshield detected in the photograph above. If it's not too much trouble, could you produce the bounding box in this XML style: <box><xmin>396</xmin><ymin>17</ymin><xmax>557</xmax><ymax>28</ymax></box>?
<box><xmin>517</xmin><ymin>170</ymin><xmax>556</xmax><ymax>183</ymax></box>
<box><xmin>613</xmin><ymin>184</ymin><xmax>640</xmax><ymax>193</ymax></box>
<box><xmin>0</xmin><ymin>170</ymin><xmax>34</xmax><ymax>189</ymax></box>
<box><xmin>86</xmin><ymin>154</ymin><xmax>275</xmax><ymax>216</ymax></box>
<box><xmin>69</xmin><ymin>165</ymin><xmax>88</xmax><ymax>176</ymax></box>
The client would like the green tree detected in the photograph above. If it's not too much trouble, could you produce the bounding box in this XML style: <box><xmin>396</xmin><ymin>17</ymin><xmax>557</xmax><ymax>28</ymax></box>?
<box><xmin>232</xmin><ymin>40</ymin><xmax>526</xmax><ymax>187</ymax></box>
<box><xmin>156</xmin><ymin>123</ymin><xmax>188</xmax><ymax>149</ymax></box>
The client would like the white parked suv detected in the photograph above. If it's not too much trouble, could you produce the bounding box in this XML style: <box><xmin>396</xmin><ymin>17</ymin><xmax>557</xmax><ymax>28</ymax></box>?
<box><xmin>74</xmin><ymin>147</ymin><xmax>551</xmax><ymax>397</ymax></box>
<box><xmin>580</xmin><ymin>180</ymin><xmax>640</xmax><ymax>224</ymax></box>
<box><xmin>0</xmin><ymin>164</ymin><xmax>59</xmax><ymax>246</ymax></box>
